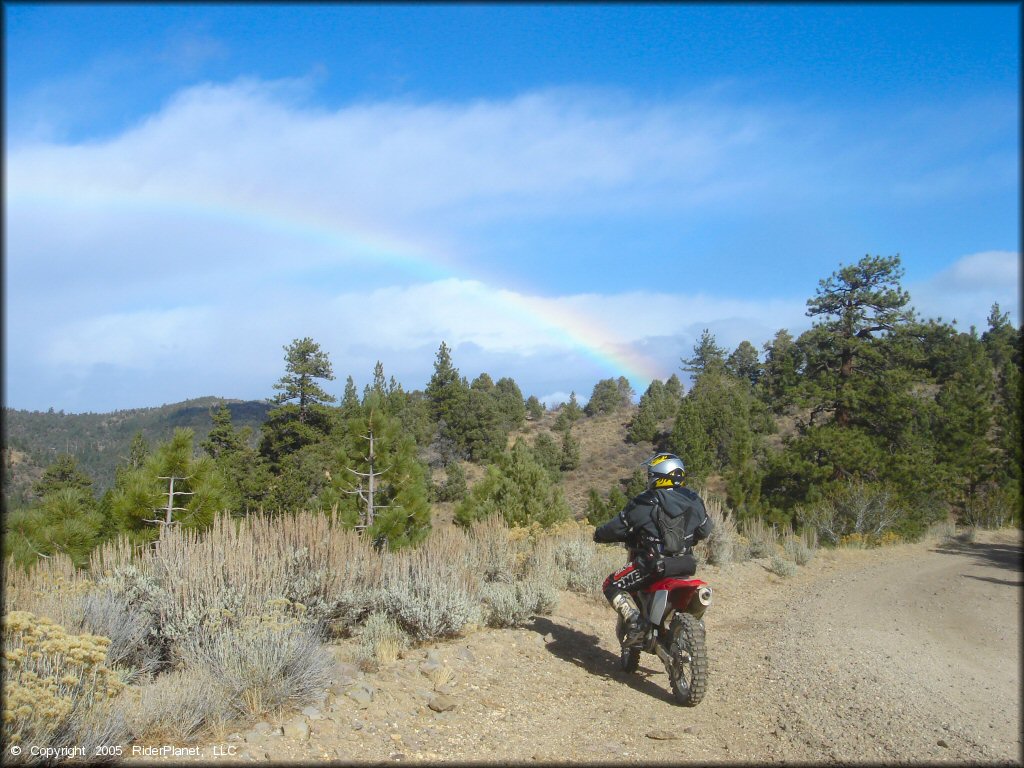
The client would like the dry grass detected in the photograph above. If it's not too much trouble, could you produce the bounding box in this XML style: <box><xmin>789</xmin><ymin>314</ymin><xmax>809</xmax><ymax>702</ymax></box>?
<box><xmin>740</xmin><ymin>517</ymin><xmax>779</xmax><ymax>558</ymax></box>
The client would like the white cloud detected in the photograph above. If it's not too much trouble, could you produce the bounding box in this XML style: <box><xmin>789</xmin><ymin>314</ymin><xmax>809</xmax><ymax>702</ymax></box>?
<box><xmin>909</xmin><ymin>251</ymin><xmax>1020</xmax><ymax>328</ymax></box>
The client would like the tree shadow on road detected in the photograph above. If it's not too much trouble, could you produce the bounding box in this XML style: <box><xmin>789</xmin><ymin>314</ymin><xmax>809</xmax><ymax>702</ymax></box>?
<box><xmin>963</xmin><ymin>574</ymin><xmax>1023</xmax><ymax>588</ymax></box>
<box><xmin>527</xmin><ymin>616</ymin><xmax>676</xmax><ymax>705</ymax></box>
<box><xmin>930</xmin><ymin>535</ymin><xmax>1023</xmax><ymax>576</ymax></box>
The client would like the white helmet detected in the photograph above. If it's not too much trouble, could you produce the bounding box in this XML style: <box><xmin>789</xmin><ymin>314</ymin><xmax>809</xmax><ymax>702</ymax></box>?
<box><xmin>645</xmin><ymin>453</ymin><xmax>686</xmax><ymax>490</ymax></box>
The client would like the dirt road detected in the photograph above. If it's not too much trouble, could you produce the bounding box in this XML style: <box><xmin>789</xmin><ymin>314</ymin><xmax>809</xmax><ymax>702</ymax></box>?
<box><xmin>130</xmin><ymin>529</ymin><xmax>1021</xmax><ymax>765</ymax></box>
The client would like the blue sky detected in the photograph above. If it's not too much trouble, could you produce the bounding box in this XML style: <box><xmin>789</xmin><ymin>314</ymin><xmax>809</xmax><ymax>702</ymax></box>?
<box><xmin>4</xmin><ymin>3</ymin><xmax>1020</xmax><ymax>413</ymax></box>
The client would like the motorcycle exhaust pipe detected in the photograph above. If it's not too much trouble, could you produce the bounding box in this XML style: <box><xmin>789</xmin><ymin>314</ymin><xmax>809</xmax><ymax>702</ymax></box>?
<box><xmin>686</xmin><ymin>586</ymin><xmax>713</xmax><ymax>619</ymax></box>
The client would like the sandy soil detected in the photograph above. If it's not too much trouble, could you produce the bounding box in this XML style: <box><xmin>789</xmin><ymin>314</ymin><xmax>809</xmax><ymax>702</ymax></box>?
<box><xmin>126</xmin><ymin>529</ymin><xmax>1022</xmax><ymax>765</ymax></box>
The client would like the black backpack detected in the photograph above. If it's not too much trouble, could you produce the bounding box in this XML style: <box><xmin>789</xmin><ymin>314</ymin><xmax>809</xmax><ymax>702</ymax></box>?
<box><xmin>652</xmin><ymin>496</ymin><xmax>690</xmax><ymax>555</ymax></box>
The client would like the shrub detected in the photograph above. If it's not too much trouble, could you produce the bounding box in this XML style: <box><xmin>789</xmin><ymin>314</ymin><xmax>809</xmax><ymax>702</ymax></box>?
<box><xmin>467</xmin><ymin>515</ymin><xmax>519</xmax><ymax>584</ymax></box>
<box><xmin>551</xmin><ymin>535</ymin><xmax>596</xmax><ymax>592</ymax></box>
<box><xmin>924</xmin><ymin>518</ymin><xmax>958</xmax><ymax>542</ymax></box>
<box><xmin>356</xmin><ymin>611</ymin><xmax>410</xmax><ymax>668</ymax></box>
<box><xmin>149</xmin><ymin>512</ymin><xmax>381</xmax><ymax>650</ymax></box>
<box><xmin>76</xmin><ymin>585</ymin><xmax>164</xmax><ymax>683</ymax></box>
<box><xmin>782</xmin><ymin>527</ymin><xmax>816</xmax><ymax>566</ymax></box>
<box><xmin>696</xmin><ymin>492</ymin><xmax>740</xmax><ymax>566</ymax></box>
<box><xmin>381</xmin><ymin>528</ymin><xmax>481</xmax><ymax>642</ymax></box>
<box><xmin>768</xmin><ymin>554</ymin><xmax>797</xmax><ymax>578</ymax></box>
<box><xmin>961</xmin><ymin>483</ymin><xmax>1021</xmax><ymax>529</ymax></box>
<box><xmin>2</xmin><ymin>611</ymin><xmax>128</xmax><ymax>751</ymax></box>
<box><xmin>480</xmin><ymin>579</ymin><xmax>556</xmax><ymax>628</ymax></box>
<box><xmin>740</xmin><ymin>517</ymin><xmax>778</xmax><ymax>558</ymax></box>
<box><xmin>179</xmin><ymin>614</ymin><xmax>332</xmax><ymax>719</ymax></box>
<box><xmin>126</xmin><ymin>667</ymin><xmax>225</xmax><ymax>743</ymax></box>
<box><xmin>801</xmin><ymin>480</ymin><xmax>903</xmax><ymax>546</ymax></box>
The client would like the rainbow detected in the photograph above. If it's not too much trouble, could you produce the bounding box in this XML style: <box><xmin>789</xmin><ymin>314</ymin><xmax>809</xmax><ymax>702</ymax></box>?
<box><xmin>12</xmin><ymin>185</ymin><xmax>669</xmax><ymax>388</ymax></box>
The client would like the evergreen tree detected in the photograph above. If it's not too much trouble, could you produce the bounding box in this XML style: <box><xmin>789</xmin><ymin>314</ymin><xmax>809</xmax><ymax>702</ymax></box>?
<box><xmin>201</xmin><ymin>404</ymin><xmax>249</xmax><ymax>459</ymax></box>
<box><xmin>553</xmin><ymin>392</ymin><xmax>582</xmax><ymax>432</ymax></box>
<box><xmin>3</xmin><ymin>487</ymin><xmax>103</xmax><ymax>569</ymax></box>
<box><xmin>316</xmin><ymin>392</ymin><xmax>432</xmax><ymax>549</ymax></box>
<box><xmin>664</xmin><ymin>373</ymin><xmax>685</xmax><ymax>400</ymax></box>
<box><xmin>455</xmin><ymin>440</ymin><xmax>571</xmax><ymax>528</ymax></box>
<box><xmin>531</xmin><ymin>432</ymin><xmax>563</xmax><ymax>482</ymax></box>
<box><xmin>804</xmin><ymin>254</ymin><xmax>914</xmax><ymax>428</ymax></box>
<box><xmin>425</xmin><ymin>342</ymin><xmax>471</xmax><ymax>451</ymax></box>
<box><xmin>682</xmin><ymin>329</ymin><xmax>727</xmax><ymax>377</ymax></box>
<box><xmin>726</xmin><ymin>340</ymin><xmax>762</xmax><ymax>387</ymax></box>
<box><xmin>341</xmin><ymin>376</ymin><xmax>361</xmax><ymax>417</ymax></box>
<box><xmin>261</xmin><ymin>338</ymin><xmax>336</xmax><ymax>469</ymax></box>
<box><xmin>33</xmin><ymin>454</ymin><xmax>94</xmax><ymax>499</ymax></box>
<box><xmin>585</xmin><ymin>488</ymin><xmax>611</xmax><ymax>526</ymax></box>
<box><xmin>559</xmin><ymin>429</ymin><xmax>581</xmax><ymax>471</ymax></box>
<box><xmin>271</xmin><ymin>337</ymin><xmax>337</xmax><ymax>422</ymax></box>
<box><xmin>624</xmin><ymin>467</ymin><xmax>647</xmax><ymax>498</ymax></box>
<box><xmin>494</xmin><ymin>377</ymin><xmax>527</xmax><ymax>431</ymax></box>
<box><xmin>671</xmin><ymin>397</ymin><xmax>713</xmax><ymax>484</ymax></box>
<box><xmin>108</xmin><ymin>428</ymin><xmax>230</xmax><ymax>543</ymax></box>
<box><xmin>462</xmin><ymin>383</ymin><xmax>508</xmax><ymax>462</ymax></box>
<box><xmin>525</xmin><ymin>395</ymin><xmax>545</xmax><ymax>421</ymax></box>
<box><xmin>585</xmin><ymin>377</ymin><xmax>631</xmax><ymax>416</ymax></box>
<box><xmin>435</xmin><ymin>461</ymin><xmax>468</xmax><ymax>503</ymax></box>
<box><xmin>627</xmin><ymin>379</ymin><xmax>680</xmax><ymax>443</ymax></box>
<box><xmin>202</xmin><ymin>404</ymin><xmax>270</xmax><ymax>513</ymax></box>
<box><xmin>933</xmin><ymin>329</ymin><xmax>998</xmax><ymax>509</ymax></box>
<box><xmin>759</xmin><ymin>329</ymin><xmax>803</xmax><ymax>412</ymax></box>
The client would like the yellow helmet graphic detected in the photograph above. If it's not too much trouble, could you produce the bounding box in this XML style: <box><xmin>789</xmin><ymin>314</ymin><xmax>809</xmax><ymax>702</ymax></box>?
<box><xmin>645</xmin><ymin>453</ymin><xmax>686</xmax><ymax>489</ymax></box>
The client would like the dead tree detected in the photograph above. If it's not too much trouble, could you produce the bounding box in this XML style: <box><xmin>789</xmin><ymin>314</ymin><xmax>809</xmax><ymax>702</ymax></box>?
<box><xmin>344</xmin><ymin>424</ymin><xmax>400</xmax><ymax>548</ymax></box>
<box><xmin>143</xmin><ymin>475</ymin><xmax>194</xmax><ymax>537</ymax></box>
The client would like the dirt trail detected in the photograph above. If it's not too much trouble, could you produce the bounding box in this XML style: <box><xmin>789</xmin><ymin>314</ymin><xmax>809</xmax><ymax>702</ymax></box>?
<box><xmin>128</xmin><ymin>529</ymin><xmax>1022</xmax><ymax>765</ymax></box>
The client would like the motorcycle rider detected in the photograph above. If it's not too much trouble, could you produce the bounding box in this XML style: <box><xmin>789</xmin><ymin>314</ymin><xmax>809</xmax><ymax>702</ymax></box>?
<box><xmin>594</xmin><ymin>453</ymin><xmax>714</xmax><ymax>646</ymax></box>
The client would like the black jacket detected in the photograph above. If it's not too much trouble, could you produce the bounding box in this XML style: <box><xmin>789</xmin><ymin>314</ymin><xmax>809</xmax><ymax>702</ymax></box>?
<box><xmin>593</xmin><ymin>486</ymin><xmax>714</xmax><ymax>555</ymax></box>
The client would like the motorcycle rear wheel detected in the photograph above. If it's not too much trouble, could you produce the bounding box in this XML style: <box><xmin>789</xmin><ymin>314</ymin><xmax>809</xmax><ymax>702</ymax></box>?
<box><xmin>615</xmin><ymin>615</ymin><xmax>641</xmax><ymax>672</ymax></box>
<box><xmin>668</xmin><ymin>612</ymin><xmax>708</xmax><ymax>706</ymax></box>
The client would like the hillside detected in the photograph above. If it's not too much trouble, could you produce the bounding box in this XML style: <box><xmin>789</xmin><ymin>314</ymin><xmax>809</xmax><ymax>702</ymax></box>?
<box><xmin>2</xmin><ymin>398</ymin><xmax>273</xmax><ymax>504</ymax></box>
<box><xmin>4</xmin><ymin>396</ymin><xmax>660</xmax><ymax>521</ymax></box>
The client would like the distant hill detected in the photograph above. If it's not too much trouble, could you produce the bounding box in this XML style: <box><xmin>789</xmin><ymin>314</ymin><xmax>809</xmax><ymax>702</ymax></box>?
<box><xmin>2</xmin><ymin>397</ymin><xmax>273</xmax><ymax>506</ymax></box>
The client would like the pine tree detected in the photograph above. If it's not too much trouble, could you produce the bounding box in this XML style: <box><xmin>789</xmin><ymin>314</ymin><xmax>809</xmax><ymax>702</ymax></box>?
<box><xmin>559</xmin><ymin>429</ymin><xmax>581</xmax><ymax>471</ymax></box>
<box><xmin>462</xmin><ymin>384</ymin><xmax>508</xmax><ymax>462</ymax></box>
<box><xmin>455</xmin><ymin>441</ymin><xmax>571</xmax><ymax>528</ymax></box>
<box><xmin>671</xmin><ymin>398</ymin><xmax>713</xmax><ymax>484</ymax></box>
<box><xmin>316</xmin><ymin>392</ymin><xmax>431</xmax><ymax>549</ymax></box>
<box><xmin>425</xmin><ymin>342</ymin><xmax>470</xmax><ymax>451</ymax></box>
<box><xmin>531</xmin><ymin>432</ymin><xmax>562</xmax><ymax>481</ymax></box>
<box><xmin>683</xmin><ymin>329</ymin><xmax>727</xmax><ymax>377</ymax></box>
<box><xmin>726</xmin><ymin>340</ymin><xmax>762</xmax><ymax>387</ymax></box>
<box><xmin>553</xmin><ymin>392</ymin><xmax>582</xmax><ymax>432</ymax></box>
<box><xmin>341</xmin><ymin>376</ymin><xmax>361</xmax><ymax>417</ymax></box>
<box><xmin>109</xmin><ymin>428</ymin><xmax>230</xmax><ymax>542</ymax></box>
<box><xmin>202</xmin><ymin>404</ymin><xmax>270</xmax><ymax>513</ymax></box>
<box><xmin>435</xmin><ymin>461</ymin><xmax>468</xmax><ymax>503</ymax></box>
<box><xmin>585</xmin><ymin>378</ymin><xmax>630</xmax><ymax>416</ymax></box>
<box><xmin>759</xmin><ymin>329</ymin><xmax>803</xmax><ymax>412</ymax></box>
<box><xmin>525</xmin><ymin>395</ymin><xmax>545</xmax><ymax>421</ymax></box>
<box><xmin>804</xmin><ymin>254</ymin><xmax>914</xmax><ymax>428</ymax></box>
<box><xmin>33</xmin><ymin>454</ymin><xmax>94</xmax><ymax>499</ymax></box>
<box><xmin>494</xmin><ymin>377</ymin><xmax>527</xmax><ymax>431</ymax></box>
<box><xmin>933</xmin><ymin>329</ymin><xmax>998</xmax><ymax>509</ymax></box>
<box><xmin>272</xmin><ymin>337</ymin><xmax>337</xmax><ymax>422</ymax></box>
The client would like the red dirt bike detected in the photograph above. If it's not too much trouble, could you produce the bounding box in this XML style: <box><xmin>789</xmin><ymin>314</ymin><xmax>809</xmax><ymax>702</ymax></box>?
<box><xmin>615</xmin><ymin>576</ymin><xmax>713</xmax><ymax>706</ymax></box>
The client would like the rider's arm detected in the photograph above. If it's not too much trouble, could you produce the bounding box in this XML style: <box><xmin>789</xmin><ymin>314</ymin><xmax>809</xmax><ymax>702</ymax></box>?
<box><xmin>593</xmin><ymin>504</ymin><xmax>633</xmax><ymax>543</ymax></box>
<box><xmin>692</xmin><ymin>497</ymin><xmax>714</xmax><ymax>542</ymax></box>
